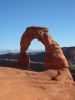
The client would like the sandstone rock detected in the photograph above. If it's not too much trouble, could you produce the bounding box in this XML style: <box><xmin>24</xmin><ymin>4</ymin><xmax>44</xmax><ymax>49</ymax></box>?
<box><xmin>18</xmin><ymin>26</ymin><xmax>69</xmax><ymax>70</ymax></box>
<box><xmin>18</xmin><ymin>52</ymin><xmax>30</xmax><ymax>66</ymax></box>
<box><xmin>17</xmin><ymin>26</ymin><xmax>74</xmax><ymax>84</ymax></box>
<box><xmin>0</xmin><ymin>67</ymin><xmax>75</xmax><ymax>100</ymax></box>
<box><xmin>17</xmin><ymin>26</ymin><xmax>47</xmax><ymax>66</ymax></box>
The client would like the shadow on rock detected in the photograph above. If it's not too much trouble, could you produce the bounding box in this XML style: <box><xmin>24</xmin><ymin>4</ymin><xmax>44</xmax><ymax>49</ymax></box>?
<box><xmin>0</xmin><ymin>59</ymin><xmax>45</xmax><ymax>72</ymax></box>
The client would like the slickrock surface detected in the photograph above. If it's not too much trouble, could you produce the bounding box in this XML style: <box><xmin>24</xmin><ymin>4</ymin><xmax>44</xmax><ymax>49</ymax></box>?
<box><xmin>0</xmin><ymin>67</ymin><xmax>75</xmax><ymax>100</ymax></box>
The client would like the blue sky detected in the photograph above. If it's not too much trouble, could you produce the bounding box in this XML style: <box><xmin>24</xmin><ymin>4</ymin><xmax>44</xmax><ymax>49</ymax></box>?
<box><xmin>0</xmin><ymin>0</ymin><xmax>75</xmax><ymax>51</ymax></box>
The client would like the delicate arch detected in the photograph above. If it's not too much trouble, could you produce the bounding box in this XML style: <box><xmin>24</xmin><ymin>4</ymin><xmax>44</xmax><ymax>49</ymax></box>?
<box><xmin>18</xmin><ymin>26</ymin><xmax>69</xmax><ymax>69</ymax></box>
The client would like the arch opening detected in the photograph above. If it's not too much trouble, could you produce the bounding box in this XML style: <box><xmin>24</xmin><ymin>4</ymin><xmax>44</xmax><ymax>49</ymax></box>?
<box><xmin>27</xmin><ymin>39</ymin><xmax>45</xmax><ymax>52</ymax></box>
<box><xmin>27</xmin><ymin>39</ymin><xmax>45</xmax><ymax>63</ymax></box>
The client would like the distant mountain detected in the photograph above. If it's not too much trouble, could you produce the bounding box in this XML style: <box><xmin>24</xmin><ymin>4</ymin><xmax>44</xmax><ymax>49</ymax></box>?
<box><xmin>62</xmin><ymin>46</ymin><xmax>75</xmax><ymax>63</ymax></box>
<box><xmin>0</xmin><ymin>50</ymin><xmax>11</xmax><ymax>55</ymax></box>
<box><xmin>0</xmin><ymin>50</ymin><xmax>20</xmax><ymax>55</ymax></box>
<box><xmin>0</xmin><ymin>46</ymin><xmax>75</xmax><ymax>63</ymax></box>
<box><xmin>0</xmin><ymin>49</ymin><xmax>44</xmax><ymax>55</ymax></box>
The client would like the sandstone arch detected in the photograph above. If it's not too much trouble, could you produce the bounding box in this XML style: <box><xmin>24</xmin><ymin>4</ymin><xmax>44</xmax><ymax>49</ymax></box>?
<box><xmin>18</xmin><ymin>26</ymin><xmax>69</xmax><ymax>70</ymax></box>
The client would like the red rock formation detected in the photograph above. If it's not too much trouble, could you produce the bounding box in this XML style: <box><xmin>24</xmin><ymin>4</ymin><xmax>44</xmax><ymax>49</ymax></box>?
<box><xmin>43</xmin><ymin>33</ymin><xmax>69</xmax><ymax>69</ymax></box>
<box><xmin>0</xmin><ymin>67</ymin><xmax>74</xmax><ymax>100</ymax></box>
<box><xmin>18</xmin><ymin>26</ymin><xmax>47</xmax><ymax>66</ymax></box>
<box><xmin>18</xmin><ymin>26</ymin><xmax>69</xmax><ymax>70</ymax></box>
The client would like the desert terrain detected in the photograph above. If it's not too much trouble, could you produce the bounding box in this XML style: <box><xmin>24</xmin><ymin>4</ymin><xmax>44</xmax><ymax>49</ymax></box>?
<box><xmin>0</xmin><ymin>47</ymin><xmax>75</xmax><ymax>100</ymax></box>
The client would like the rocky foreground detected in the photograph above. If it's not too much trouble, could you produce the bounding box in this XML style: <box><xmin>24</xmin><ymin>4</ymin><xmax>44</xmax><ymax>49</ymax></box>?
<box><xmin>0</xmin><ymin>66</ymin><xmax>75</xmax><ymax>100</ymax></box>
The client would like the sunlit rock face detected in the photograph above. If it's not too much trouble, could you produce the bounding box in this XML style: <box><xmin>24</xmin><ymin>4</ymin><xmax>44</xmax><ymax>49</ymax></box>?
<box><xmin>16</xmin><ymin>26</ymin><xmax>74</xmax><ymax>85</ymax></box>
<box><xmin>18</xmin><ymin>26</ymin><xmax>69</xmax><ymax>69</ymax></box>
